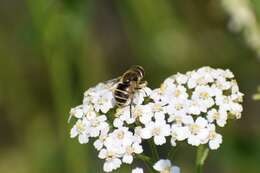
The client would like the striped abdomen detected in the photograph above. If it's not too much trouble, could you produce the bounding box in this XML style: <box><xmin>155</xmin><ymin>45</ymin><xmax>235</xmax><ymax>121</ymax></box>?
<box><xmin>114</xmin><ymin>83</ymin><xmax>130</xmax><ymax>106</ymax></box>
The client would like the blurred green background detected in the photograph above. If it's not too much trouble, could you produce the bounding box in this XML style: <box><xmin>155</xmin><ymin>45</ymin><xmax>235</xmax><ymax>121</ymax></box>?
<box><xmin>1</xmin><ymin>0</ymin><xmax>260</xmax><ymax>173</ymax></box>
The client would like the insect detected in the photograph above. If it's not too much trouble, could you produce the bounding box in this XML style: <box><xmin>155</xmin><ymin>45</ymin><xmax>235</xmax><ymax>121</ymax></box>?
<box><xmin>113</xmin><ymin>65</ymin><xmax>147</xmax><ymax>108</ymax></box>
<box><xmin>68</xmin><ymin>65</ymin><xmax>147</xmax><ymax>123</ymax></box>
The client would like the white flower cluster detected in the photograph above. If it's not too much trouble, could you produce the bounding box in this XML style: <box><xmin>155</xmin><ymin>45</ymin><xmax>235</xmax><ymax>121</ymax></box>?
<box><xmin>149</xmin><ymin>67</ymin><xmax>243</xmax><ymax>149</ymax></box>
<box><xmin>69</xmin><ymin>67</ymin><xmax>243</xmax><ymax>172</ymax></box>
<box><xmin>221</xmin><ymin>0</ymin><xmax>260</xmax><ymax>58</ymax></box>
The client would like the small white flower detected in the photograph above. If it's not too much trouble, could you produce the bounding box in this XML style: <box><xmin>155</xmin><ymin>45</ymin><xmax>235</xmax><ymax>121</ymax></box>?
<box><xmin>141</xmin><ymin>117</ymin><xmax>171</xmax><ymax>145</ymax></box>
<box><xmin>133</xmin><ymin>104</ymin><xmax>153</xmax><ymax>125</ymax></box>
<box><xmin>192</xmin><ymin>85</ymin><xmax>215</xmax><ymax>111</ymax></box>
<box><xmin>92</xmin><ymin>92</ymin><xmax>114</xmax><ymax>113</ymax></box>
<box><xmin>70</xmin><ymin>106</ymin><xmax>84</xmax><ymax>119</ymax></box>
<box><xmin>70</xmin><ymin>118</ymin><xmax>90</xmax><ymax>144</ymax></box>
<box><xmin>170</xmin><ymin>124</ymin><xmax>190</xmax><ymax>146</ymax></box>
<box><xmin>174</xmin><ymin>72</ymin><xmax>188</xmax><ymax>85</ymax></box>
<box><xmin>133</xmin><ymin>87</ymin><xmax>152</xmax><ymax>105</ymax></box>
<box><xmin>188</xmin><ymin>100</ymin><xmax>203</xmax><ymax>115</ymax></box>
<box><xmin>98</xmin><ymin>149</ymin><xmax>122</xmax><ymax>172</ymax></box>
<box><xmin>153</xmin><ymin>159</ymin><xmax>180</xmax><ymax>173</ymax></box>
<box><xmin>207</xmin><ymin>108</ymin><xmax>227</xmax><ymax>127</ymax></box>
<box><xmin>207</xmin><ymin>124</ymin><xmax>223</xmax><ymax>150</ymax></box>
<box><xmin>82</xmin><ymin>104</ymin><xmax>96</xmax><ymax>120</ymax></box>
<box><xmin>187</xmin><ymin>70</ymin><xmax>213</xmax><ymax>89</ymax></box>
<box><xmin>88</xmin><ymin>115</ymin><xmax>109</xmax><ymax>137</ymax></box>
<box><xmin>122</xmin><ymin>142</ymin><xmax>143</xmax><ymax>164</ymax></box>
<box><xmin>87</xmin><ymin>83</ymin><xmax>115</xmax><ymax>113</ymax></box>
<box><xmin>93</xmin><ymin>127</ymin><xmax>109</xmax><ymax>150</ymax></box>
<box><xmin>187</xmin><ymin>117</ymin><xmax>209</xmax><ymax>146</ymax></box>
<box><xmin>132</xmin><ymin>167</ymin><xmax>144</xmax><ymax>173</ymax></box>
<box><xmin>164</xmin><ymin>84</ymin><xmax>189</xmax><ymax>102</ymax></box>
<box><xmin>105</xmin><ymin>127</ymin><xmax>134</xmax><ymax>147</ymax></box>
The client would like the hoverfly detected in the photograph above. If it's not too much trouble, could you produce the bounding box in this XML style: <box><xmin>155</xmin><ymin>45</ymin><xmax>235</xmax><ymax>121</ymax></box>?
<box><xmin>106</xmin><ymin>65</ymin><xmax>148</xmax><ymax>115</ymax></box>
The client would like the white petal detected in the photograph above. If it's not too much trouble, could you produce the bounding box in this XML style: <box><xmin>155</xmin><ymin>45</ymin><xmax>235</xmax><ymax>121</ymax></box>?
<box><xmin>171</xmin><ymin>137</ymin><xmax>177</xmax><ymax>146</ymax></box>
<box><xmin>123</xmin><ymin>154</ymin><xmax>133</xmax><ymax>164</ymax></box>
<box><xmin>98</xmin><ymin>149</ymin><xmax>107</xmax><ymax>159</ymax></box>
<box><xmin>132</xmin><ymin>167</ymin><xmax>144</xmax><ymax>173</ymax></box>
<box><xmin>94</xmin><ymin>139</ymin><xmax>103</xmax><ymax>150</ymax></box>
<box><xmin>140</xmin><ymin>128</ymin><xmax>152</xmax><ymax>139</ymax></box>
<box><xmin>188</xmin><ymin>135</ymin><xmax>201</xmax><ymax>146</ymax></box>
<box><xmin>153</xmin><ymin>159</ymin><xmax>171</xmax><ymax>171</ymax></box>
<box><xmin>154</xmin><ymin>135</ymin><xmax>166</xmax><ymax>145</ymax></box>
<box><xmin>70</xmin><ymin>126</ymin><xmax>78</xmax><ymax>138</ymax></box>
<box><xmin>113</xmin><ymin>118</ymin><xmax>123</xmax><ymax>128</ymax></box>
<box><xmin>209</xmin><ymin>134</ymin><xmax>222</xmax><ymax>150</ymax></box>
<box><xmin>78</xmin><ymin>134</ymin><xmax>89</xmax><ymax>144</ymax></box>
<box><xmin>196</xmin><ymin>117</ymin><xmax>208</xmax><ymax>127</ymax></box>
<box><xmin>171</xmin><ymin>166</ymin><xmax>180</xmax><ymax>173</ymax></box>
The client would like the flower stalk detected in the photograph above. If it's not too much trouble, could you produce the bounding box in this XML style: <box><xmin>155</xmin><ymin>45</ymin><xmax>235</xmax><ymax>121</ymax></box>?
<box><xmin>135</xmin><ymin>154</ymin><xmax>155</xmax><ymax>173</ymax></box>
<box><xmin>196</xmin><ymin>145</ymin><xmax>209</xmax><ymax>173</ymax></box>
<box><xmin>149</xmin><ymin>140</ymin><xmax>160</xmax><ymax>161</ymax></box>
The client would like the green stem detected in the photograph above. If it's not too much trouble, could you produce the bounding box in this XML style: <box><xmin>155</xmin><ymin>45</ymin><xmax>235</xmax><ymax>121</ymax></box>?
<box><xmin>167</xmin><ymin>146</ymin><xmax>178</xmax><ymax>161</ymax></box>
<box><xmin>136</xmin><ymin>154</ymin><xmax>155</xmax><ymax>173</ymax></box>
<box><xmin>196</xmin><ymin>145</ymin><xmax>209</xmax><ymax>173</ymax></box>
<box><xmin>148</xmin><ymin>139</ymin><xmax>159</xmax><ymax>161</ymax></box>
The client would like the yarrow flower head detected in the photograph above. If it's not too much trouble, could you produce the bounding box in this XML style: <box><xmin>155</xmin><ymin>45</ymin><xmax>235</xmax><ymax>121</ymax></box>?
<box><xmin>68</xmin><ymin>66</ymin><xmax>243</xmax><ymax>172</ymax></box>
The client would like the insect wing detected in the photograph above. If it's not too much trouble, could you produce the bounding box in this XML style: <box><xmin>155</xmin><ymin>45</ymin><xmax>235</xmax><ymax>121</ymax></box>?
<box><xmin>103</xmin><ymin>77</ymin><xmax>121</xmax><ymax>91</ymax></box>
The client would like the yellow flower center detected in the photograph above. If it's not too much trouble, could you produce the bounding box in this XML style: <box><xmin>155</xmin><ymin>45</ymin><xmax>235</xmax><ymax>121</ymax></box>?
<box><xmin>152</xmin><ymin>127</ymin><xmax>161</xmax><ymax>136</ymax></box>
<box><xmin>200</xmin><ymin>92</ymin><xmax>209</xmax><ymax>99</ymax></box>
<box><xmin>175</xmin><ymin>103</ymin><xmax>183</xmax><ymax>111</ymax></box>
<box><xmin>76</xmin><ymin>122</ymin><xmax>85</xmax><ymax>133</ymax></box>
<box><xmin>91</xmin><ymin>120</ymin><xmax>99</xmax><ymax>127</ymax></box>
<box><xmin>98</xmin><ymin>97</ymin><xmax>105</xmax><ymax>104</ymax></box>
<box><xmin>209</xmin><ymin>131</ymin><xmax>217</xmax><ymax>140</ymax></box>
<box><xmin>173</xmin><ymin>89</ymin><xmax>181</xmax><ymax>97</ymax></box>
<box><xmin>212</xmin><ymin>112</ymin><xmax>220</xmax><ymax>120</ymax></box>
<box><xmin>126</xmin><ymin>146</ymin><xmax>134</xmax><ymax>155</ymax></box>
<box><xmin>153</xmin><ymin>103</ymin><xmax>162</xmax><ymax>112</ymax></box>
<box><xmin>117</xmin><ymin>131</ymin><xmax>125</xmax><ymax>140</ymax></box>
<box><xmin>107</xmin><ymin>151</ymin><xmax>114</xmax><ymax>158</ymax></box>
<box><xmin>175</xmin><ymin>115</ymin><xmax>182</xmax><ymax>124</ymax></box>
<box><xmin>161</xmin><ymin>167</ymin><xmax>171</xmax><ymax>173</ymax></box>
<box><xmin>190</xmin><ymin>124</ymin><xmax>200</xmax><ymax>134</ymax></box>
<box><xmin>133</xmin><ymin>108</ymin><xmax>142</xmax><ymax>118</ymax></box>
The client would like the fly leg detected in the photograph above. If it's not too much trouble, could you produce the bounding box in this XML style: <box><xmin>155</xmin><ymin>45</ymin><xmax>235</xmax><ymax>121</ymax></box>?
<box><xmin>130</xmin><ymin>97</ymin><xmax>133</xmax><ymax>118</ymax></box>
<box><xmin>136</xmin><ymin>80</ymin><xmax>149</xmax><ymax>97</ymax></box>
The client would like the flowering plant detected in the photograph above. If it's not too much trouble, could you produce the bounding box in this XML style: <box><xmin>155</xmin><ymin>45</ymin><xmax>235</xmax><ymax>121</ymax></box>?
<box><xmin>68</xmin><ymin>66</ymin><xmax>243</xmax><ymax>173</ymax></box>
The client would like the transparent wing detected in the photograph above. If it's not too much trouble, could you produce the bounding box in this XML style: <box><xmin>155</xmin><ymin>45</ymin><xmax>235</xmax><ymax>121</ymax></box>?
<box><xmin>103</xmin><ymin>77</ymin><xmax>121</xmax><ymax>91</ymax></box>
